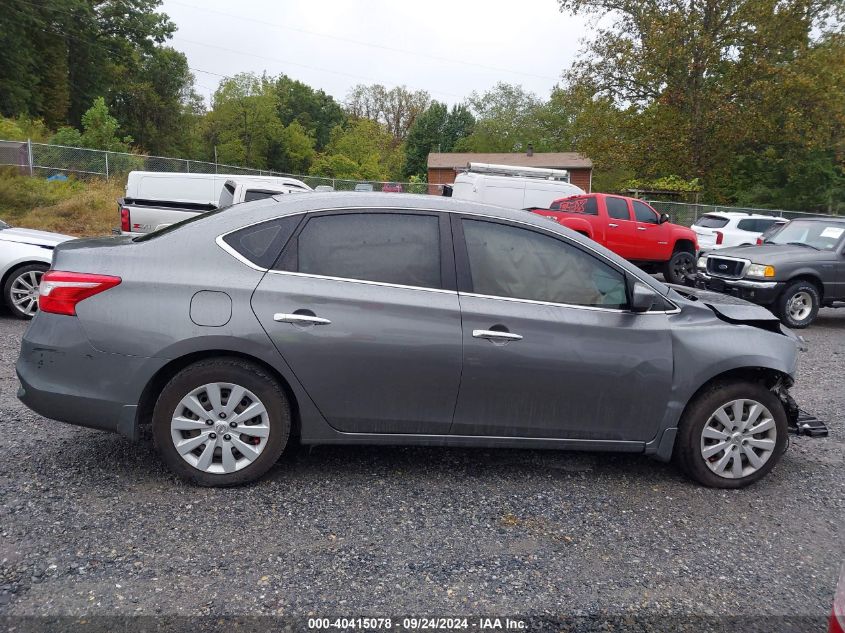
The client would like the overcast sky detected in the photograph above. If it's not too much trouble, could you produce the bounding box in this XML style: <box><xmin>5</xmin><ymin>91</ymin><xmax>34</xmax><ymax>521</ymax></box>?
<box><xmin>159</xmin><ymin>0</ymin><xmax>592</xmax><ymax>107</ymax></box>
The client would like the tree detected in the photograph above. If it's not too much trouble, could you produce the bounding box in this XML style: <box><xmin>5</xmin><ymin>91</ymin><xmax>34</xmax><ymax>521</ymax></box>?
<box><xmin>275</xmin><ymin>75</ymin><xmax>345</xmax><ymax>150</ymax></box>
<box><xmin>50</xmin><ymin>97</ymin><xmax>131</xmax><ymax>151</ymax></box>
<box><xmin>454</xmin><ymin>83</ymin><xmax>549</xmax><ymax>152</ymax></box>
<box><xmin>309</xmin><ymin>119</ymin><xmax>403</xmax><ymax>181</ymax></box>
<box><xmin>204</xmin><ymin>74</ymin><xmax>283</xmax><ymax>168</ymax></box>
<box><xmin>403</xmin><ymin>102</ymin><xmax>475</xmax><ymax>177</ymax></box>
<box><xmin>346</xmin><ymin>84</ymin><xmax>430</xmax><ymax>140</ymax></box>
<box><xmin>557</xmin><ymin>0</ymin><xmax>845</xmax><ymax>206</ymax></box>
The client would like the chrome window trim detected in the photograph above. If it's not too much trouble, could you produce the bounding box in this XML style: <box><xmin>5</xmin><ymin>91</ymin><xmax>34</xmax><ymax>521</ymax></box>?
<box><xmin>265</xmin><ymin>269</ymin><xmax>457</xmax><ymax>295</ymax></box>
<box><xmin>460</xmin><ymin>292</ymin><xmax>679</xmax><ymax>315</ymax></box>
<box><xmin>214</xmin><ymin>205</ymin><xmax>680</xmax><ymax>313</ymax></box>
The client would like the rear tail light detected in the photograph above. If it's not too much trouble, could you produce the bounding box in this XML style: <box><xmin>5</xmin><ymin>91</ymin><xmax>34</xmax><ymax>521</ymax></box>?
<box><xmin>756</xmin><ymin>237</ymin><xmax>763</xmax><ymax>245</ymax></box>
<box><xmin>38</xmin><ymin>271</ymin><xmax>122</xmax><ymax>316</ymax></box>
<box><xmin>120</xmin><ymin>207</ymin><xmax>130</xmax><ymax>232</ymax></box>
<box><xmin>715</xmin><ymin>231</ymin><xmax>724</xmax><ymax>245</ymax></box>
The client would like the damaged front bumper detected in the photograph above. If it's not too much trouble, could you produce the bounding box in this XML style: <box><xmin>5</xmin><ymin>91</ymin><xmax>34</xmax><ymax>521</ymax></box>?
<box><xmin>774</xmin><ymin>380</ymin><xmax>830</xmax><ymax>437</ymax></box>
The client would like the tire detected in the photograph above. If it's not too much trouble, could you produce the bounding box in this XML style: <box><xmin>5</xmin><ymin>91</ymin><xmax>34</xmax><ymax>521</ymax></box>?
<box><xmin>776</xmin><ymin>280</ymin><xmax>820</xmax><ymax>329</ymax></box>
<box><xmin>673</xmin><ymin>380</ymin><xmax>787</xmax><ymax>489</ymax></box>
<box><xmin>662</xmin><ymin>249</ymin><xmax>695</xmax><ymax>285</ymax></box>
<box><xmin>3</xmin><ymin>263</ymin><xmax>48</xmax><ymax>319</ymax></box>
<box><xmin>152</xmin><ymin>358</ymin><xmax>290</xmax><ymax>487</ymax></box>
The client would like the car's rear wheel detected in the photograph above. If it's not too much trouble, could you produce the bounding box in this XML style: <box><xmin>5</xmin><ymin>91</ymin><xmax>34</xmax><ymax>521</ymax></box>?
<box><xmin>663</xmin><ymin>249</ymin><xmax>695</xmax><ymax>285</ymax></box>
<box><xmin>776</xmin><ymin>280</ymin><xmax>819</xmax><ymax>329</ymax></box>
<box><xmin>152</xmin><ymin>358</ymin><xmax>290</xmax><ymax>486</ymax></box>
<box><xmin>673</xmin><ymin>381</ymin><xmax>787</xmax><ymax>488</ymax></box>
<box><xmin>3</xmin><ymin>263</ymin><xmax>48</xmax><ymax>319</ymax></box>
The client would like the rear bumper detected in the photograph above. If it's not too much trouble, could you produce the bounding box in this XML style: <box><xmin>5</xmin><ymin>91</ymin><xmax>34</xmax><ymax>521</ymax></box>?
<box><xmin>695</xmin><ymin>272</ymin><xmax>783</xmax><ymax>304</ymax></box>
<box><xmin>15</xmin><ymin>312</ymin><xmax>167</xmax><ymax>440</ymax></box>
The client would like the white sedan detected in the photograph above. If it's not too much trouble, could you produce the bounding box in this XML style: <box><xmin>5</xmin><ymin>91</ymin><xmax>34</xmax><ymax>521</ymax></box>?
<box><xmin>1</xmin><ymin>220</ymin><xmax>74</xmax><ymax>318</ymax></box>
<box><xmin>691</xmin><ymin>212</ymin><xmax>787</xmax><ymax>252</ymax></box>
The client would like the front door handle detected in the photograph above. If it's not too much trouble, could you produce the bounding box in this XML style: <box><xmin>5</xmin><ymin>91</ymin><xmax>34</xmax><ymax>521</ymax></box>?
<box><xmin>608</xmin><ymin>223</ymin><xmax>619</xmax><ymax>228</ymax></box>
<box><xmin>637</xmin><ymin>226</ymin><xmax>647</xmax><ymax>231</ymax></box>
<box><xmin>472</xmin><ymin>329</ymin><xmax>523</xmax><ymax>342</ymax></box>
<box><xmin>274</xmin><ymin>313</ymin><xmax>331</xmax><ymax>325</ymax></box>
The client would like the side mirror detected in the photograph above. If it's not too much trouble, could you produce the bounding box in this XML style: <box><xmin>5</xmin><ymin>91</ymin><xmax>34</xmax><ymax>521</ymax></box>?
<box><xmin>659</xmin><ymin>213</ymin><xmax>670</xmax><ymax>224</ymax></box>
<box><xmin>630</xmin><ymin>282</ymin><xmax>658</xmax><ymax>313</ymax></box>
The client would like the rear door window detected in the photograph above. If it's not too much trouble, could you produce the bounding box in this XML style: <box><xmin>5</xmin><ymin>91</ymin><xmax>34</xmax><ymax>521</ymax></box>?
<box><xmin>738</xmin><ymin>218</ymin><xmax>779</xmax><ymax>232</ymax></box>
<box><xmin>605</xmin><ymin>197</ymin><xmax>632</xmax><ymax>221</ymax></box>
<box><xmin>283</xmin><ymin>213</ymin><xmax>442</xmax><ymax>289</ymax></box>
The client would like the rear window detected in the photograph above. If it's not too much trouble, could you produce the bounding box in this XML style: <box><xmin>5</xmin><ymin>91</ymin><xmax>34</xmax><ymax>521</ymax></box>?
<box><xmin>694</xmin><ymin>215</ymin><xmax>729</xmax><ymax>228</ymax></box>
<box><xmin>605</xmin><ymin>197</ymin><xmax>630</xmax><ymax>220</ymax></box>
<box><xmin>555</xmin><ymin>197</ymin><xmax>598</xmax><ymax>215</ymax></box>
<box><xmin>222</xmin><ymin>215</ymin><xmax>302</xmax><ymax>269</ymax></box>
<box><xmin>243</xmin><ymin>189</ymin><xmax>281</xmax><ymax>203</ymax></box>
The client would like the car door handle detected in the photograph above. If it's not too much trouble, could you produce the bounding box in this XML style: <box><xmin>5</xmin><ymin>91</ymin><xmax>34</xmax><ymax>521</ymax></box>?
<box><xmin>637</xmin><ymin>226</ymin><xmax>647</xmax><ymax>231</ymax></box>
<box><xmin>274</xmin><ymin>313</ymin><xmax>331</xmax><ymax>325</ymax></box>
<box><xmin>472</xmin><ymin>329</ymin><xmax>523</xmax><ymax>342</ymax></box>
<box><xmin>608</xmin><ymin>223</ymin><xmax>618</xmax><ymax>228</ymax></box>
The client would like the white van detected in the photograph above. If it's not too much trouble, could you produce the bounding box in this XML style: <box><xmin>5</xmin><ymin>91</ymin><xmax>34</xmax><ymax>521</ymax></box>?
<box><xmin>450</xmin><ymin>163</ymin><xmax>585</xmax><ymax>209</ymax></box>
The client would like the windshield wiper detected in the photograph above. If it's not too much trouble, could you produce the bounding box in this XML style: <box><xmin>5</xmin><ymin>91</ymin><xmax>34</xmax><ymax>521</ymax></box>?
<box><xmin>784</xmin><ymin>241</ymin><xmax>819</xmax><ymax>250</ymax></box>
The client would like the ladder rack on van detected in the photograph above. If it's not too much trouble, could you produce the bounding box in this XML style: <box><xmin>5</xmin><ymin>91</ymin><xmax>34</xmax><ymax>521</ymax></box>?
<box><xmin>466</xmin><ymin>162</ymin><xmax>570</xmax><ymax>182</ymax></box>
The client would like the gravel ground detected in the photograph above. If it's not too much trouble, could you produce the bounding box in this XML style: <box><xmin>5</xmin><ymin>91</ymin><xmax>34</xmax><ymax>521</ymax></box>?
<box><xmin>0</xmin><ymin>309</ymin><xmax>843</xmax><ymax>627</ymax></box>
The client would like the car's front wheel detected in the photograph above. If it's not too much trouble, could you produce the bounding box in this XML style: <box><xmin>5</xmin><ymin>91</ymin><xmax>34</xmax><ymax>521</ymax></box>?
<box><xmin>673</xmin><ymin>381</ymin><xmax>787</xmax><ymax>488</ymax></box>
<box><xmin>776</xmin><ymin>280</ymin><xmax>820</xmax><ymax>328</ymax></box>
<box><xmin>3</xmin><ymin>263</ymin><xmax>48</xmax><ymax>319</ymax></box>
<box><xmin>152</xmin><ymin>358</ymin><xmax>291</xmax><ymax>486</ymax></box>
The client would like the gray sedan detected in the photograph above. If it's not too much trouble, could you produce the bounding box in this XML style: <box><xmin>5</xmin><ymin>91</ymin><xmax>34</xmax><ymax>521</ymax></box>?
<box><xmin>16</xmin><ymin>193</ymin><xmax>811</xmax><ymax>488</ymax></box>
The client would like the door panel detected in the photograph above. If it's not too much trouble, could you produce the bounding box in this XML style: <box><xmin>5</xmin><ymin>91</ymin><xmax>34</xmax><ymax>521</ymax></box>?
<box><xmin>603</xmin><ymin>196</ymin><xmax>638</xmax><ymax>259</ymax></box>
<box><xmin>453</xmin><ymin>297</ymin><xmax>673</xmax><ymax>441</ymax></box>
<box><xmin>252</xmin><ymin>273</ymin><xmax>462</xmax><ymax>434</ymax></box>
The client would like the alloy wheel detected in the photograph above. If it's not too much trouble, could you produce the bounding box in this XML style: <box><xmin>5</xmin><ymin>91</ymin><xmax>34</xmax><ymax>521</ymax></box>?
<box><xmin>700</xmin><ymin>399</ymin><xmax>777</xmax><ymax>479</ymax></box>
<box><xmin>170</xmin><ymin>382</ymin><xmax>270</xmax><ymax>474</ymax></box>
<box><xmin>673</xmin><ymin>253</ymin><xmax>694</xmax><ymax>281</ymax></box>
<box><xmin>787</xmin><ymin>291</ymin><xmax>813</xmax><ymax>322</ymax></box>
<box><xmin>10</xmin><ymin>269</ymin><xmax>43</xmax><ymax>316</ymax></box>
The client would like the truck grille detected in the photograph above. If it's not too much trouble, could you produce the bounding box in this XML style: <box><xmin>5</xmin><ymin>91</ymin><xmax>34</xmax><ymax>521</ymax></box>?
<box><xmin>707</xmin><ymin>257</ymin><xmax>746</xmax><ymax>279</ymax></box>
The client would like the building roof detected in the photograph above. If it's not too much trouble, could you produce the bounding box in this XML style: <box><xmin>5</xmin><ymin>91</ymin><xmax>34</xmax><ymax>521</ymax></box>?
<box><xmin>427</xmin><ymin>152</ymin><xmax>593</xmax><ymax>170</ymax></box>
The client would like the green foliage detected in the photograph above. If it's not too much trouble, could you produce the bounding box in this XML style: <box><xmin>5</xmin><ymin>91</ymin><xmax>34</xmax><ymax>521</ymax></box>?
<box><xmin>346</xmin><ymin>84</ymin><xmax>430</xmax><ymax>140</ymax></box>
<box><xmin>623</xmin><ymin>176</ymin><xmax>702</xmax><ymax>193</ymax></box>
<box><xmin>0</xmin><ymin>169</ymin><xmax>84</xmax><ymax>216</ymax></box>
<box><xmin>0</xmin><ymin>115</ymin><xmax>50</xmax><ymax>142</ymax></box>
<box><xmin>275</xmin><ymin>75</ymin><xmax>345</xmax><ymax>150</ymax></box>
<box><xmin>403</xmin><ymin>102</ymin><xmax>475</xmax><ymax>178</ymax></box>
<box><xmin>455</xmin><ymin>83</ymin><xmax>549</xmax><ymax>152</ymax></box>
<box><xmin>309</xmin><ymin>119</ymin><xmax>403</xmax><ymax>181</ymax></box>
<box><xmin>49</xmin><ymin>98</ymin><xmax>132</xmax><ymax>152</ymax></box>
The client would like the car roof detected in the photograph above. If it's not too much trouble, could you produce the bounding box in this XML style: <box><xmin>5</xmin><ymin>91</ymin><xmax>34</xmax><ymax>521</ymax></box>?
<box><xmin>702</xmin><ymin>212</ymin><xmax>783</xmax><ymax>219</ymax></box>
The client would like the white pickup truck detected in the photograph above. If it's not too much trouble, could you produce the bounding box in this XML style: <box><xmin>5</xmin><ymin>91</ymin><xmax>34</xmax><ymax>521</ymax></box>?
<box><xmin>118</xmin><ymin>171</ymin><xmax>312</xmax><ymax>236</ymax></box>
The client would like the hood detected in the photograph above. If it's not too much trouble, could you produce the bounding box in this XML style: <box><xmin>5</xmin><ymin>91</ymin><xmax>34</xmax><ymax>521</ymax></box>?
<box><xmin>667</xmin><ymin>284</ymin><xmax>781</xmax><ymax>323</ymax></box>
<box><xmin>712</xmin><ymin>243</ymin><xmax>831</xmax><ymax>265</ymax></box>
<box><xmin>0</xmin><ymin>226</ymin><xmax>75</xmax><ymax>248</ymax></box>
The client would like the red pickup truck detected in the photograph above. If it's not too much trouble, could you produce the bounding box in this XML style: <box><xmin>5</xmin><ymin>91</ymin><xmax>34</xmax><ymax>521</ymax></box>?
<box><xmin>532</xmin><ymin>193</ymin><xmax>698</xmax><ymax>284</ymax></box>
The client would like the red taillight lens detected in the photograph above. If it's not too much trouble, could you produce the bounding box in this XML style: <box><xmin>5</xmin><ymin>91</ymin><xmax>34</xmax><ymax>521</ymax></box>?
<box><xmin>715</xmin><ymin>230</ymin><xmax>724</xmax><ymax>245</ymax></box>
<box><xmin>120</xmin><ymin>207</ymin><xmax>130</xmax><ymax>232</ymax></box>
<box><xmin>756</xmin><ymin>237</ymin><xmax>763</xmax><ymax>245</ymax></box>
<box><xmin>38</xmin><ymin>271</ymin><xmax>122</xmax><ymax>316</ymax></box>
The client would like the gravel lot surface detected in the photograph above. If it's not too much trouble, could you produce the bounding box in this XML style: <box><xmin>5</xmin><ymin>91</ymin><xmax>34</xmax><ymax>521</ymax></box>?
<box><xmin>0</xmin><ymin>309</ymin><xmax>843</xmax><ymax>627</ymax></box>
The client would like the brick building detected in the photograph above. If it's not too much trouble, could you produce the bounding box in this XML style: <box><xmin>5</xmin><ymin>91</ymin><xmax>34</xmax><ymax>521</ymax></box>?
<box><xmin>427</xmin><ymin>151</ymin><xmax>593</xmax><ymax>192</ymax></box>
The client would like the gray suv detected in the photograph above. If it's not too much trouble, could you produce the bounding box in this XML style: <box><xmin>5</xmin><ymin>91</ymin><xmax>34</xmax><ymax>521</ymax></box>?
<box><xmin>696</xmin><ymin>217</ymin><xmax>845</xmax><ymax>328</ymax></box>
<box><xmin>16</xmin><ymin>193</ymin><xmax>812</xmax><ymax>488</ymax></box>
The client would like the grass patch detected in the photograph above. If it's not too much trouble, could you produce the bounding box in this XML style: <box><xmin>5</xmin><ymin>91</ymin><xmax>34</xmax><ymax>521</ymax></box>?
<box><xmin>0</xmin><ymin>170</ymin><xmax>123</xmax><ymax>236</ymax></box>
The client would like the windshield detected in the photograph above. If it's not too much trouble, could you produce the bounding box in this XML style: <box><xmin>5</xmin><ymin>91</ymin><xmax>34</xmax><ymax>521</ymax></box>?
<box><xmin>768</xmin><ymin>220</ymin><xmax>845</xmax><ymax>250</ymax></box>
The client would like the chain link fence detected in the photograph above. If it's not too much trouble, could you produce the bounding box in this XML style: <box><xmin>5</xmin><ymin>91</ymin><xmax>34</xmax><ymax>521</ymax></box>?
<box><xmin>0</xmin><ymin>139</ymin><xmax>440</xmax><ymax>195</ymax></box>
<box><xmin>646</xmin><ymin>200</ymin><xmax>832</xmax><ymax>228</ymax></box>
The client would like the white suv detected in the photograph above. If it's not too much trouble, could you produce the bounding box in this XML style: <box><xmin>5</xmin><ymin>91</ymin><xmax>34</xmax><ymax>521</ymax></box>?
<box><xmin>691</xmin><ymin>212</ymin><xmax>787</xmax><ymax>253</ymax></box>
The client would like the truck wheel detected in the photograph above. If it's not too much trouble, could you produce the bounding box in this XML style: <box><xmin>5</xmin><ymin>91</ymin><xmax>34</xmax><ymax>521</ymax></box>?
<box><xmin>776</xmin><ymin>280</ymin><xmax>819</xmax><ymax>329</ymax></box>
<box><xmin>673</xmin><ymin>380</ymin><xmax>787</xmax><ymax>488</ymax></box>
<box><xmin>663</xmin><ymin>249</ymin><xmax>695</xmax><ymax>285</ymax></box>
